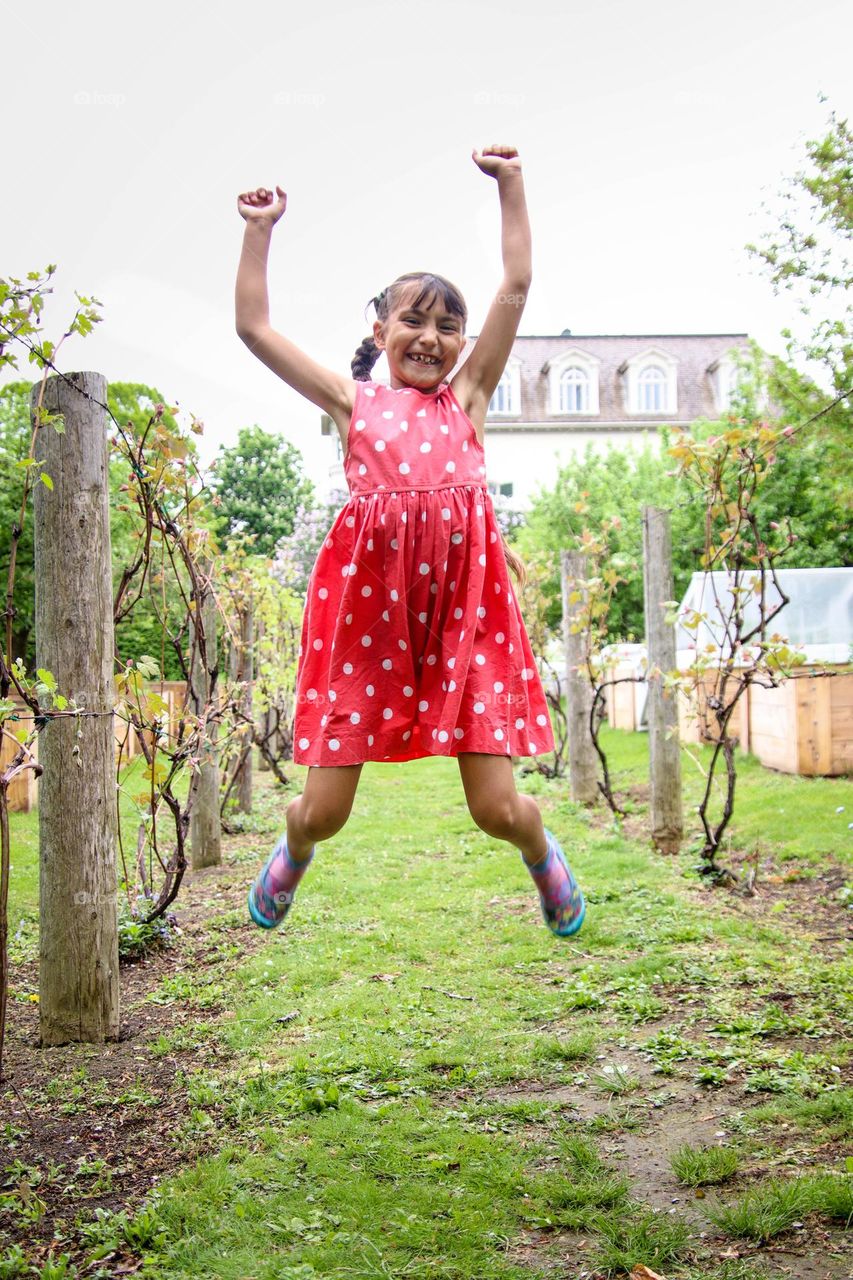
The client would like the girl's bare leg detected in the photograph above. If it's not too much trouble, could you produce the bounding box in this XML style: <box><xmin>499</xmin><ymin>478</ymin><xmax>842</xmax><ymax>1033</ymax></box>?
<box><xmin>456</xmin><ymin>753</ymin><xmax>548</xmax><ymax>863</ymax></box>
<box><xmin>285</xmin><ymin>763</ymin><xmax>364</xmax><ymax>860</ymax></box>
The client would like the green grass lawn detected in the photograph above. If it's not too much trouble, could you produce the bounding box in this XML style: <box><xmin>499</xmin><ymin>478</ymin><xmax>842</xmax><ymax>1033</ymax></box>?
<box><xmin>3</xmin><ymin>732</ymin><xmax>851</xmax><ymax>1278</ymax></box>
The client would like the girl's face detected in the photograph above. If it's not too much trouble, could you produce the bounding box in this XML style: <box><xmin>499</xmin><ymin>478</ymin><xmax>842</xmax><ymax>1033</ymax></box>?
<box><xmin>374</xmin><ymin>287</ymin><xmax>467</xmax><ymax>391</ymax></box>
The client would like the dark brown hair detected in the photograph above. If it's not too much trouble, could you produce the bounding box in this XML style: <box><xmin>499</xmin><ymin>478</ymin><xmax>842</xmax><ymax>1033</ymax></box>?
<box><xmin>351</xmin><ymin>272</ymin><xmax>468</xmax><ymax>381</ymax></box>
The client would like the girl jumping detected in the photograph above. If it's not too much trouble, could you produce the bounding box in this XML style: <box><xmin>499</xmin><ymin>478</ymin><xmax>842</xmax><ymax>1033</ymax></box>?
<box><xmin>235</xmin><ymin>145</ymin><xmax>585</xmax><ymax>939</ymax></box>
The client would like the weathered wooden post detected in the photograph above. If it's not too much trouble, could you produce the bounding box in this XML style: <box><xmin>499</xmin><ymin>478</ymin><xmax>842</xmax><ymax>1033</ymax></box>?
<box><xmin>229</xmin><ymin>596</ymin><xmax>254</xmax><ymax>813</ymax></box>
<box><xmin>560</xmin><ymin>550</ymin><xmax>599</xmax><ymax>804</ymax></box>
<box><xmin>189</xmin><ymin>561</ymin><xmax>221</xmax><ymax>868</ymax></box>
<box><xmin>33</xmin><ymin>372</ymin><xmax>120</xmax><ymax>1044</ymax></box>
<box><xmin>642</xmin><ymin>506</ymin><xmax>683</xmax><ymax>854</ymax></box>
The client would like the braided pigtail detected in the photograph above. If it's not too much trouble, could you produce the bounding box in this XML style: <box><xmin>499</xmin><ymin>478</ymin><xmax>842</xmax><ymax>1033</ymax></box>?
<box><xmin>501</xmin><ymin>535</ymin><xmax>527</xmax><ymax>590</ymax></box>
<box><xmin>351</xmin><ymin>335</ymin><xmax>381</xmax><ymax>381</ymax></box>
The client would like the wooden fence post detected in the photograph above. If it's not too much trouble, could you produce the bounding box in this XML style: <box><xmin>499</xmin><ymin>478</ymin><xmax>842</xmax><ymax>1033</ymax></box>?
<box><xmin>33</xmin><ymin>372</ymin><xmax>120</xmax><ymax>1045</ymax></box>
<box><xmin>229</xmin><ymin>596</ymin><xmax>254</xmax><ymax>813</ymax></box>
<box><xmin>189</xmin><ymin>562</ymin><xmax>221</xmax><ymax>868</ymax></box>
<box><xmin>560</xmin><ymin>550</ymin><xmax>599</xmax><ymax>804</ymax></box>
<box><xmin>642</xmin><ymin>506</ymin><xmax>683</xmax><ymax>854</ymax></box>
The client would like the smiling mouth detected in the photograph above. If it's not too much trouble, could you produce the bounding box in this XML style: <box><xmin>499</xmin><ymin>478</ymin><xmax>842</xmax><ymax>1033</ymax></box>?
<box><xmin>408</xmin><ymin>353</ymin><xmax>440</xmax><ymax>366</ymax></box>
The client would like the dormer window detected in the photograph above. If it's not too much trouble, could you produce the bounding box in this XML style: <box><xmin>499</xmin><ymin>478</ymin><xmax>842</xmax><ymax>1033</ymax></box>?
<box><xmin>637</xmin><ymin>364</ymin><xmax>667</xmax><ymax>412</ymax></box>
<box><xmin>560</xmin><ymin>366</ymin><xmax>590</xmax><ymax>412</ymax></box>
<box><xmin>547</xmin><ymin>348</ymin><xmax>600</xmax><ymax>415</ymax></box>
<box><xmin>488</xmin><ymin>357</ymin><xmax>521</xmax><ymax>415</ymax></box>
<box><xmin>709</xmin><ymin>354</ymin><xmax>749</xmax><ymax>413</ymax></box>
<box><xmin>621</xmin><ymin>348</ymin><xmax>678</xmax><ymax>415</ymax></box>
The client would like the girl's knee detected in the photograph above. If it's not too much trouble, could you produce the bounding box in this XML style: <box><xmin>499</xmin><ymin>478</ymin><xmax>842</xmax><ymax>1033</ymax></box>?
<box><xmin>288</xmin><ymin>794</ymin><xmax>350</xmax><ymax>844</ymax></box>
<box><xmin>467</xmin><ymin>795</ymin><xmax>517</xmax><ymax>837</ymax></box>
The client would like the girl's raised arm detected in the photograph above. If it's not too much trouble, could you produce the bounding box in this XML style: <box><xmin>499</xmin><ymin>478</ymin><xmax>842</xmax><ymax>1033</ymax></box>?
<box><xmin>235</xmin><ymin>186</ymin><xmax>355</xmax><ymax>421</ymax></box>
<box><xmin>451</xmin><ymin>148</ymin><xmax>532</xmax><ymax>427</ymax></box>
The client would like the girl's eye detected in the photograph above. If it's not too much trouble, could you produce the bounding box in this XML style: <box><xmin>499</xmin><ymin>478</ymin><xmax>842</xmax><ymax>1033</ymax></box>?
<box><xmin>403</xmin><ymin>317</ymin><xmax>420</xmax><ymax>326</ymax></box>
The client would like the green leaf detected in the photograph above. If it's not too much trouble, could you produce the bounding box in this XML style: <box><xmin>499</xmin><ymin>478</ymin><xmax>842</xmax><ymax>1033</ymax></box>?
<box><xmin>39</xmin><ymin>472</ymin><xmax>54</xmax><ymax>490</ymax></box>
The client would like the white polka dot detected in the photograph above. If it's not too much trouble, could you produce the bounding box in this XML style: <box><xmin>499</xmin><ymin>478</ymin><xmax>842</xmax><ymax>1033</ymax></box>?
<box><xmin>516</xmin><ymin>718</ymin><xmax>525</xmax><ymax>729</ymax></box>
<box><xmin>306</xmin><ymin>688</ymin><xmax>318</xmax><ymax>701</ymax></box>
<box><xmin>441</xmin><ymin>508</ymin><xmax>451</xmax><ymax>520</ymax></box>
<box><xmin>382</xmin><ymin>610</ymin><xmax>390</xmax><ymax>622</ymax></box>
<box><xmin>390</xmin><ymin>538</ymin><xmax>399</xmax><ymax>550</ymax></box>
<box><xmin>345</xmin><ymin>516</ymin><xmax>355</xmax><ymax>528</ymax></box>
<box><xmin>329</xmin><ymin>739</ymin><xmax>340</xmax><ymax>751</ymax></box>
<box><xmin>447</xmin><ymin>656</ymin><xmax>456</xmax><ymax>669</ymax></box>
<box><xmin>402</xmin><ymin>730</ymin><xmax>411</xmax><ymax>741</ymax></box>
<box><xmin>521</xmin><ymin>668</ymin><xmax>532</xmax><ymax>680</ymax></box>
<box><xmin>494</xmin><ymin>681</ymin><xmax>504</xmax><ymax>693</ymax></box>
<box><xmin>418</xmin><ymin>611</ymin><xmax>428</xmax><ymax>623</ymax></box>
<box><xmin>453</xmin><ymin>607</ymin><xmax>463</xmax><ymax>619</ymax></box>
<box><xmin>328</xmin><ymin>689</ymin><xmax>336</xmax><ymax>702</ymax></box>
<box><xmin>430</xmin><ymin>583</ymin><xmax>438</xmax><ymax>594</ymax></box>
<box><xmin>496</xmin><ymin>632</ymin><xmax>505</xmax><ymax>644</ymax></box>
<box><xmin>382</xmin><ymin>409</ymin><xmax>394</xmax><ymax>418</ymax></box>
<box><xmin>494</xmin><ymin>729</ymin><xmax>504</xmax><ymax>741</ymax></box>
<box><xmin>476</xmin><ymin>505</ymin><xmax>483</xmax><ymax>516</ymax></box>
<box><xmin>454</xmin><ymin>727</ymin><xmax>464</xmax><ymax>739</ymax></box>
<box><xmin>438</xmin><ymin>729</ymin><xmax>449</xmax><ymax>743</ymax></box>
<box><xmin>367</xmin><ymin>734</ymin><xmax>374</xmax><ymax>745</ymax></box>
<box><xmin>313</xmin><ymin>638</ymin><xmax>323</xmax><ymax>651</ymax></box>
<box><xmin>422</xmin><ymin>511</ymin><xmax>427</xmax><ymax>521</ymax></box>
<box><xmin>478</xmin><ymin>554</ymin><xmax>487</xmax><ymax>567</ymax></box>
<box><xmin>529</xmin><ymin>741</ymin><xmax>537</xmax><ymax>752</ymax></box>
<box><xmin>390</xmin><ymin>589</ymin><xmax>399</xmax><ymax>602</ymax></box>
<box><xmin>367</xmin><ymin>539</ymin><xmax>374</xmax><ymax>550</ymax></box>
<box><xmin>451</xmin><ymin>532</ymin><xmax>463</xmax><ymax>545</ymax></box>
<box><xmin>494</xmin><ymin>583</ymin><xmax>501</xmax><ymax>594</ymax></box>
<box><xmin>508</xmin><ymin>643</ymin><xmax>515</xmax><ymax>654</ymax></box>
<box><xmin>364</xmin><ymin>388</ymin><xmax>375</xmax><ymax>397</ymax></box>
<box><xmin>383</xmin><ymin>707</ymin><xmax>393</xmax><ymax>720</ymax></box>
<box><xmin>445</xmin><ymin>460</ymin><xmax>456</xmax><ymax>473</ymax></box>
<box><xmin>374</xmin><ymin>440</ymin><xmax>386</xmax><ymax>452</ymax></box>
<box><xmin>358</xmin><ymin>464</ymin><xmax>368</xmax><ymax>476</ymax></box>
<box><xmin>440</xmin><ymin>423</ymin><xmax>450</xmax><ymax>435</ymax></box>
<box><xmin>382</xmin><ymin>658</ymin><xmax>393</xmax><ymax>670</ymax></box>
<box><xmin>419</xmin><ymin>562</ymin><xmax>430</xmax><ymax>575</ymax></box>
<box><xmin>343</xmin><ymin>662</ymin><xmax>353</xmax><ymax>675</ymax></box>
<box><xmin>462</xmin><ymin>440</ymin><xmax>468</xmax><ymax>452</ymax></box>
<box><xmin>355</xmin><ymin>418</ymin><xmax>366</xmax><ymax>430</ymax></box>
<box><xmin>477</xmin><ymin>606</ymin><xmax>486</xmax><ymax>618</ymax></box>
<box><xmin>450</xmin><ymin>580</ymin><xmax>456</xmax><ymax>590</ymax></box>
<box><xmin>475</xmin><ymin>653</ymin><xmax>485</xmax><ymax>666</ymax></box>
<box><xmin>426</xmin><ymin>654</ymin><xmax>437</xmax><ymax>665</ymax></box>
<box><xmin>320</xmin><ymin>715</ymin><xmax>328</xmax><ymax>727</ymax></box>
<box><xmin>398</xmin><ymin>639</ymin><xmax>407</xmax><ymax>650</ymax></box>
<box><xmin>361</xmin><ymin>585</ymin><xmax>372</xmax><ymax>597</ymax></box>
<box><xmin>536</xmin><ymin>714</ymin><xmax>548</xmax><ymax>727</ymax></box>
<box><xmin>473</xmin><ymin>702</ymin><xmax>485</xmax><ymax>714</ymax></box>
<box><xmin>418</xmin><ymin>699</ymin><xmax>429</xmax><ymax>712</ymax></box>
<box><xmin>403</xmin><ymin>685</ymin><xmax>414</xmax><ymax>696</ymax></box>
<box><xmin>419</xmin><ymin>441</ymin><xmax>432</xmax><ymax>454</ymax></box>
<box><xmin>431</xmin><ymin>728</ymin><xmax>438</xmax><ymax>739</ymax></box>
<box><xmin>366</xmin><ymin>684</ymin><xmax>375</xmax><ymax>696</ymax></box>
<box><xmin>350</xmin><ymin>712</ymin><xmax>361</xmax><ymax>725</ymax></box>
<box><xmin>490</xmin><ymin>530</ymin><xmax>497</xmax><ymax>543</ymax></box>
<box><xmin>401</xmin><ymin>512</ymin><xmax>408</xmax><ymax>523</ymax></box>
<box><xmin>345</xmin><ymin>613</ymin><xmax>353</xmax><ymax>624</ymax></box>
<box><xmin>399</xmin><ymin>462</ymin><xmax>410</xmax><ymax>475</ymax></box>
<box><xmin>416</xmin><ymin>407</ymin><xmax>427</xmax><ymax>416</ymax></box>
<box><xmin>298</xmin><ymin>737</ymin><xmax>309</xmax><ymax>750</ymax></box>
<box><xmin>362</xmin><ymin>635</ymin><xmax>372</xmax><ymax>647</ymax></box>
<box><xmin>318</xmin><ymin>587</ymin><xmax>329</xmax><ymax>600</ymax></box>
<box><xmin>448</xmin><ymin>679</ymin><xmax>456</xmax><ymax>692</ymax></box>
<box><xmin>399</xmin><ymin>420</ymin><xmax>408</xmax><ymax>432</ymax></box>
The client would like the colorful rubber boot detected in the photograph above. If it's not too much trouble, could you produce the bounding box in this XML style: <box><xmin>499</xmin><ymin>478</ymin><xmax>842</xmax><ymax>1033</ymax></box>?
<box><xmin>523</xmin><ymin>828</ymin><xmax>585</xmax><ymax>938</ymax></box>
<box><xmin>247</xmin><ymin>834</ymin><xmax>315</xmax><ymax>930</ymax></box>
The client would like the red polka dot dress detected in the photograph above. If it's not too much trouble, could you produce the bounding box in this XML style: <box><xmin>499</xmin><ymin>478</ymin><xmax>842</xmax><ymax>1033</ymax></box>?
<box><xmin>292</xmin><ymin>380</ymin><xmax>556</xmax><ymax>766</ymax></box>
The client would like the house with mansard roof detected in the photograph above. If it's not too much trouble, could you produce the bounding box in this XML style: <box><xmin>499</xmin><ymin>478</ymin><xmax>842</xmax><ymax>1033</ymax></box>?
<box><xmin>321</xmin><ymin>332</ymin><xmax>751</xmax><ymax>507</ymax></box>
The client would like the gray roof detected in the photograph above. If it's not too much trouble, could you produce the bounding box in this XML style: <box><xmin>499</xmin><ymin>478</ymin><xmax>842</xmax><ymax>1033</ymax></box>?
<box><xmin>461</xmin><ymin>332</ymin><xmax>751</xmax><ymax>425</ymax></box>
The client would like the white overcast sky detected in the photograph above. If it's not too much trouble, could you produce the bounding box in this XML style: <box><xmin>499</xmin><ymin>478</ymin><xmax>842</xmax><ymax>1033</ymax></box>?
<box><xmin>2</xmin><ymin>0</ymin><xmax>851</xmax><ymax>496</ymax></box>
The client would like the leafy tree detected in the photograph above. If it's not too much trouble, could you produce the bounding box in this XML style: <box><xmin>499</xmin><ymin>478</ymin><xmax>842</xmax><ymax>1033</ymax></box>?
<box><xmin>0</xmin><ymin>382</ymin><xmax>34</xmax><ymax>663</ymax></box>
<box><xmin>210</xmin><ymin>425</ymin><xmax>315</xmax><ymax>556</ymax></box>
<box><xmin>746</xmin><ymin>104</ymin><xmax>852</xmax><ymax>511</ymax></box>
